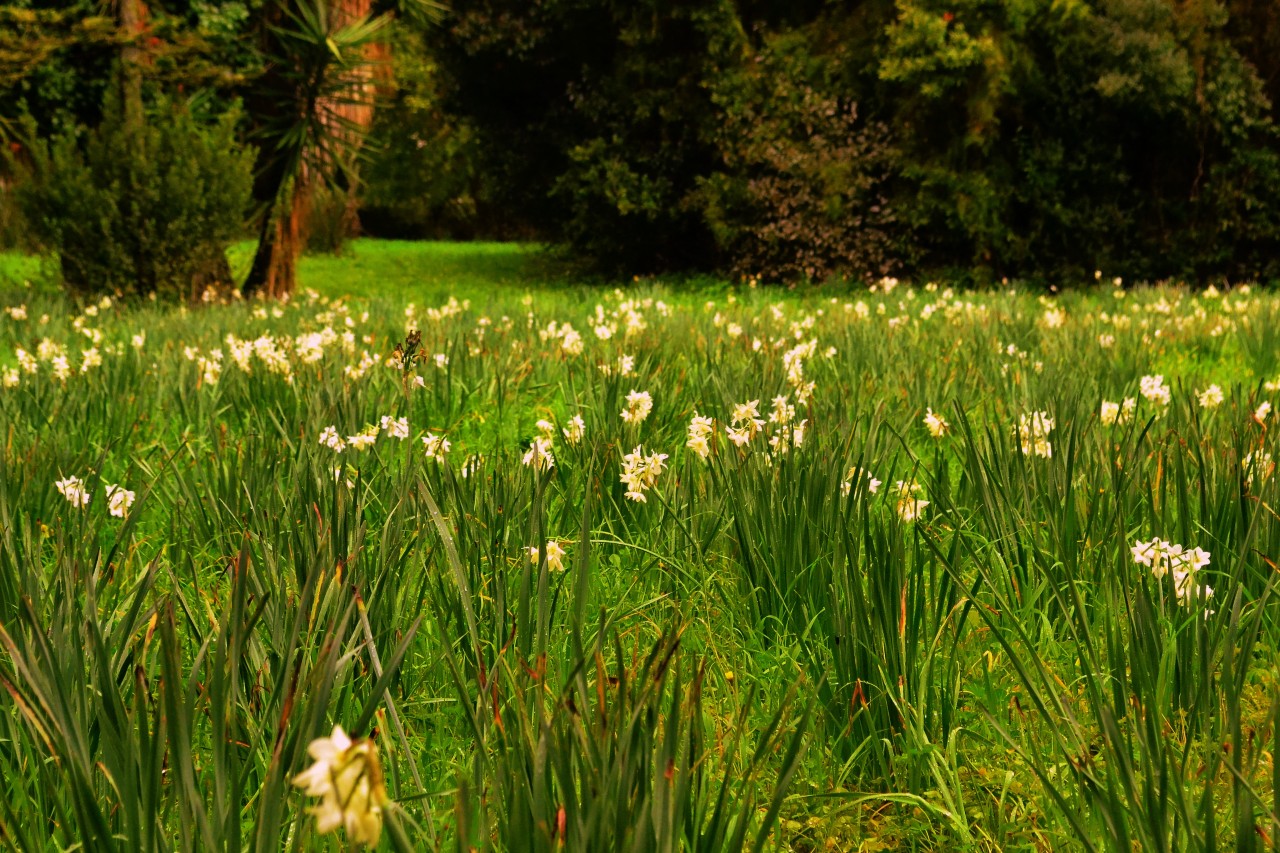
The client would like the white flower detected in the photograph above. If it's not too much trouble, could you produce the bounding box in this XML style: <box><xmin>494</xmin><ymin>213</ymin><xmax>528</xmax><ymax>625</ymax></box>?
<box><xmin>923</xmin><ymin>408</ymin><xmax>950</xmax><ymax>438</ymax></box>
<box><xmin>620</xmin><ymin>445</ymin><xmax>667</xmax><ymax>501</ymax></box>
<box><xmin>380</xmin><ymin>416</ymin><xmax>410</xmax><ymax>440</ymax></box>
<box><xmin>562</xmin><ymin>415</ymin><xmax>585</xmax><ymax>445</ymax></box>
<box><xmin>1197</xmin><ymin>385</ymin><xmax>1224</xmax><ymax>409</ymax></box>
<box><xmin>56</xmin><ymin>476</ymin><xmax>91</xmax><ymax>509</ymax></box>
<box><xmin>1132</xmin><ymin>537</ymin><xmax>1213</xmax><ymax>608</ymax></box>
<box><xmin>293</xmin><ymin>725</ymin><xmax>389</xmax><ymax>847</ymax></box>
<box><xmin>768</xmin><ymin>395</ymin><xmax>795</xmax><ymax>426</ymax></box>
<box><xmin>1256</xmin><ymin>401</ymin><xmax>1272</xmax><ymax>424</ymax></box>
<box><xmin>728</xmin><ymin>400</ymin><xmax>765</xmax><ymax>444</ymax></box>
<box><xmin>1243</xmin><ymin>450</ymin><xmax>1273</xmax><ymax>487</ymax></box>
<box><xmin>1100</xmin><ymin>400</ymin><xmax>1121</xmax><ymax>426</ymax></box>
<box><xmin>1140</xmin><ymin>375</ymin><xmax>1171</xmax><ymax>407</ymax></box>
<box><xmin>52</xmin><ymin>355</ymin><xmax>71</xmax><ymax>381</ymax></box>
<box><xmin>522</xmin><ymin>436</ymin><xmax>556</xmax><ymax>472</ymax></box>
<box><xmin>687</xmin><ymin>414</ymin><xmax>715</xmax><ymax>459</ymax></box>
<box><xmin>421</xmin><ymin>433</ymin><xmax>451</xmax><ymax>462</ymax></box>
<box><xmin>105</xmin><ymin>484</ymin><xmax>135</xmax><ymax>518</ymax></box>
<box><xmin>1015</xmin><ymin>411</ymin><xmax>1054</xmax><ymax>458</ymax></box>
<box><xmin>319</xmin><ymin>426</ymin><xmax>346</xmax><ymax>453</ymax></box>
<box><xmin>2</xmin><ymin>367</ymin><xmax>18</xmax><ymax>388</ymax></box>
<box><xmin>621</xmin><ymin>390</ymin><xmax>654</xmax><ymax>425</ymax></box>
<box><xmin>841</xmin><ymin>467</ymin><xmax>882</xmax><ymax>497</ymax></box>
<box><xmin>529</xmin><ymin>540</ymin><xmax>567</xmax><ymax>572</ymax></box>
<box><xmin>894</xmin><ymin>481</ymin><xmax>929</xmax><ymax>522</ymax></box>
<box><xmin>198</xmin><ymin>355</ymin><xmax>221</xmax><ymax>386</ymax></box>
<box><xmin>347</xmin><ymin>426</ymin><xmax>379</xmax><ymax>451</ymax></box>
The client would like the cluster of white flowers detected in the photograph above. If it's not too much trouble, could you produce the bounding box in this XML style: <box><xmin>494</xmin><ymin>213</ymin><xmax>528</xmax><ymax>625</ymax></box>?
<box><xmin>620</xmin><ymin>446</ymin><xmax>667</xmax><ymax>502</ymax></box>
<box><xmin>1131</xmin><ymin>538</ymin><xmax>1214</xmax><ymax>608</ymax></box>
<box><xmin>893</xmin><ymin>480</ymin><xmax>929</xmax><ymax>522</ymax></box>
<box><xmin>421</xmin><ymin>433</ymin><xmax>451</xmax><ymax>463</ymax></box>
<box><xmin>726</xmin><ymin>400</ymin><xmax>765</xmax><ymax>447</ymax></box>
<box><xmin>562</xmin><ymin>415</ymin><xmax>586</xmax><ymax>445</ymax></box>
<box><xmin>105</xmin><ymin>483</ymin><xmax>135</xmax><ymax>518</ymax></box>
<box><xmin>522</xmin><ymin>436</ymin><xmax>556</xmax><ymax>472</ymax></box>
<box><xmin>620</xmin><ymin>390</ymin><xmax>653</xmax><ymax>425</ymax></box>
<box><xmin>54</xmin><ymin>476</ymin><xmax>134</xmax><ymax>516</ymax></box>
<box><xmin>379</xmin><ymin>416</ymin><xmax>409</xmax><ymax>440</ymax></box>
<box><xmin>598</xmin><ymin>354</ymin><xmax>636</xmax><ymax>377</ymax></box>
<box><xmin>781</xmin><ymin>339</ymin><xmax>818</xmax><ymax>404</ymax></box>
<box><xmin>319</xmin><ymin>426</ymin><xmax>346</xmax><ymax>453</ymax></box>
<box><xmin>1197</xmin><ymin>384</ymin><xmax>1225</xmax><ymax>409</ymax></box>
<box><xmin>55</xmin><ymin>476</ymin><xmax>91</xmax><ymax>509</ymax></box>
<box><xmin>347</xmin><ymin>426</ymin><xmax>379</xmax><ymax>451</ymax></box>
<box><xmin>1100</xmin><ymin>398</ymin><xmax>1137</xmax><ymax>426</ymax></box>
<box><xmin>840</xmin><ymin>467</ymin><xmax>882</xmax><ymax>497</ymax></box>
<box><xmin>539</xmin><ymin>321</ymin><xmax>585</xmax><ymax>356</ymax></box>
<box><xmin>1139</xmin><ymin>374</ymin><xmax>1171</xmax><ymax>408</ymax></box>
<box><xmin>686</xmin><ymin>414</ymin><xmax>715</xmax><ymax>459</ymax></box>
<box><xmin>294</xmin><ymin>725</ymin><xmax>389</xmax><ymax>847</ymax></box>
<box><xmin>1015</xmin><ymin>411</ymin><xmax>1054</xmax><ymax>458</ymax></box>
<box><xmin>1243</xmin><ymin>450</ymin><xmax>1273</xmax><ymax>488</ymax></box>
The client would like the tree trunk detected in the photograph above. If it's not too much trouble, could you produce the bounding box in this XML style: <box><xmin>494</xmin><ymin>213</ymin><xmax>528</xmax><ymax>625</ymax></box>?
<box><xmin>117</xmin><ymin>0</ymin><xmax>146</xmax><ymax>129</ymax></box>
<box><xmin>243</xmin><ymin>179</ymin><xmax>308</xmax><ymax>299</ymax></box>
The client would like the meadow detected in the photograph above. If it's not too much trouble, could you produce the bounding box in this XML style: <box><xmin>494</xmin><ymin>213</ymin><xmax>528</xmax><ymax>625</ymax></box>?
<box><xmin>1</xmin><ymin>241</ymin><xmax>1279</xmax><ymax>852</ymax></box>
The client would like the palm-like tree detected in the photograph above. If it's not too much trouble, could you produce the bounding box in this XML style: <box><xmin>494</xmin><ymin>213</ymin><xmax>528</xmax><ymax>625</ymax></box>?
<box><xmin>240</xmin><ymin>0</ymin><xmax>390</xmax><ymax>299</ymax></box>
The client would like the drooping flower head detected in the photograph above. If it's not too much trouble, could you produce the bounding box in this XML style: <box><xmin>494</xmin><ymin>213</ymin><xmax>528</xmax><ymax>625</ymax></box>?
<box><xmin>293</xmin><ymin>725</ymin><xmax>390</xmax><ymax>847</ymax></box>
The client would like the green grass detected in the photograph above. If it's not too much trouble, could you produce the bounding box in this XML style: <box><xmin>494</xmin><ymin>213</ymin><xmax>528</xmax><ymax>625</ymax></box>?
<box><xmin>230</xmin><ymin>240</ymin><xmax>571</xmax><ymax>303</ymax></box>
<box><xmin>0</xmin><ymin>243</ymin><xmax>1279</xmax><ymax>851</ymax></box>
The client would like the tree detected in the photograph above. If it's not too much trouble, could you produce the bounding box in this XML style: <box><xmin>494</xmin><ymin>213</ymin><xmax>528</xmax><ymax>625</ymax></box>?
<box><xmin>239</xmin><ymin>0</ymin><xmax>390</xmax><ymax>299</ymax></box>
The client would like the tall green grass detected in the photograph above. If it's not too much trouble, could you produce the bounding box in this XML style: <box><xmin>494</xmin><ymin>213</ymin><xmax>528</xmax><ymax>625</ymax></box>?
<box><xmin>0</xmin><ymin>268</ymin><xmax>1278</xmax><ymax>850</ymax></box>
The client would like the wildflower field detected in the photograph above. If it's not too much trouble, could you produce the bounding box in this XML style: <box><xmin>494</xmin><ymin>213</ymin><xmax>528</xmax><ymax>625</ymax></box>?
<box><xmin>2</xmin><ymin>243</ymin><xmax>1280</xmax><ymax>851</ymax></box>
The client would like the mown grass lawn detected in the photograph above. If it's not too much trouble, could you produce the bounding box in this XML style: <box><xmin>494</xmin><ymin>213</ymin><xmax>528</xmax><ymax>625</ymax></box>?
<box><xmin>1</xmin><ymin>241</ymin><xmax>1278</xmax><ymax>852</ymax></box>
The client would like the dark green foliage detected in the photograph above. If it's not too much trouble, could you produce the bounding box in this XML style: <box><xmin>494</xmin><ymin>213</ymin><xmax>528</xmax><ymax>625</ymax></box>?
<box><xmin>359</xmin><ymin>26</ymin><xmax>501</xmax><ymax>240</ymax></box>
<box><xmin>700</xmin><ymin>27</ymin><xmax>903</xmax><ymax>282</ymax></box>
<box><xmin>19</xmin><ymin>97</ymin><xmax>252</xmax><ymax>300</ymax></box>
<box><xmin>878</xmin><ymin>0</ymin><xmax>1280</xmax><ymax>284</ymax></box>
<box><xmin>430</xmin><ymin>0</ymin><xmax>1280</xmax><ymax>283</ymax></box>
<box><xmin>433</xmin><ymin>0</ymin><xmax>743</xmax><ymax>274</ymax></box>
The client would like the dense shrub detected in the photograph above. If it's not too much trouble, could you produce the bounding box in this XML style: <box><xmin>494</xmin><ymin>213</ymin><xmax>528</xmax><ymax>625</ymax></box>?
<box><xmin>20</xmin><ymin>97</ymin><xmax>253</xmax><ymax>300</ymax></box>
<box><xmin>877</xmin><ymin>0</ymin><xmax>1280</xmax><ymax>283</ymax></box>
<box><xmin>701</xmin><ymin>31</ymin><xmax>902</xmax><ymax>283</ymax></box>
<box><xmin>433</xmin><ymin>0</ymin><xmax>742</xmax><ymax>274</ymax></box>
<box><xmin>359</xmin><ymin>26</ymin><xmax>499</xmax><ymax>240</ymax></box>
<box><xmin>428</xmin><ymin>0</ymin><xmax>1280</xmax><ymax>284</ymax></box>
